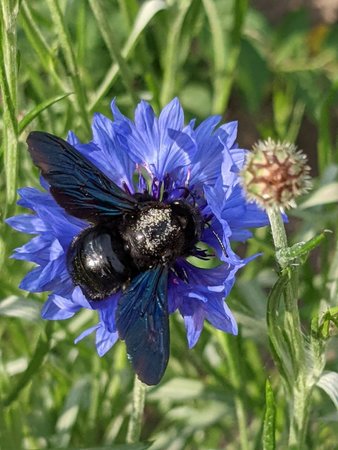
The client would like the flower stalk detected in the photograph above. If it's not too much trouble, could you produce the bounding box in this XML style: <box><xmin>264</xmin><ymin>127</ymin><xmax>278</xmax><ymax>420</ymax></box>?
<box><xmin>240</xmin><ymin>138</ymin><xmax>315</xmax><ymax>448</ymax></box>
<box><xmin>266</xmin><ymin>206</ymin><xmax>308</xmax><ymax>449</ymax></box>
<box><xmin>126</xmin><ymin>376</ymin><xmax>146</xmax><ymax>444</ymax></box>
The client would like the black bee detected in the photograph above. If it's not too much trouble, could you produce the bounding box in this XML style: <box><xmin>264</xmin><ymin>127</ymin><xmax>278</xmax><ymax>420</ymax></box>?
<box><xmin>27</xmin><ymin>131</ymin><xmax>202</xmax><ymax>385</ymax></box>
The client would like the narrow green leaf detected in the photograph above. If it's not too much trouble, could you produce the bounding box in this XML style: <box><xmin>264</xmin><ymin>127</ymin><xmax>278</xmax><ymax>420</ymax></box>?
<box><xmin>89</xmin><ymin>0</ymin><xmax>138</xmax><ymax>104</ymax></box>
<box><xmin>266</xmin><ymin>270</ymin><xmax>293</xmax><ymax>388</ymax></box>
<box><xmin>46</xmin><ymin>0</ymin><xmax>90</xmax><ymax>133</ymax></box>
<box><xmin>52</xmin><ymin>378</ymin><xmax>90</xmax><ymax>448</ymax></box>
<box><xmin>160</xmin><ymin>0</ymin><xmax>193</xmax><ymax>106</ymax></box>
<box><xmin>0</xmin><ymin>406</ymin><xmax>24</xmax><ymax>450</ymax></box>
<box><xmin>0</xmin><ymin>0</ymin><xmax>19</xmax><ymax>207</ymax></box>
<box><xmin>2</xmin><ymin>322</ymin><xmax>53</xmax><ymax>407</ymax></box>
<box><xmin>317</xmin><ymin>371</ymin><xmax>338</xmax><ymax>409</ymax></box>
<box><xmin>18</xmin><ymin>93</ymin><xmax>71</xmax><ymax>135</ymax></box>
<box><xmin>286</xmin><ymin>100</ymin><xmax>305</xmax><ymax>143</ymax></box>
<box><xmin>300</xmin><ymin>182</ymin><xmax>338</xmax><ymax>209</ymax></box>
<box><xmin>20</xmin><ymin>1</ymin><xmax>66</xmax><ymax>91</ymax></box>
<box><xmin>276</xmin><ymin>230</ymin><xmax>331</xmax><ymax>265</ymax></box>
<box><xmin>148</xmin><ymin>378</ymin><xmax>204</xmax><ymax>402</ymax></box>
<box><xmin>0</xmin><ymin>296</ymin><xmax>40</xmax><ymax>322</ymax></box>
<box><xmin>263</xmin><ymin>379</ymin><xmax>276</xmax><ymax>450</ymax></box>
<box><xmin>327</xmin><ymin>240</ymin><xmax>338</xmax><ymax>304</ymax></box>
<box><xmin>204</xmin><ymin>0</ymin><xmax>248</xmax><ymax>113</ymax></box>
<box><xmin>89</xmin><ymin>0</ymin><xmax>167</xmax><ymax>111</ymax></box>
<box><xmin>118</xmin><ymin>0</ymin><xmax>139</xmax><ymax>29</ymax></box>
<box><xmin>318</xmin><ymin>79</ymin><xmax>338</xmax><ymax>172</ymax></box>
<box><xmin>312</xmin><ymin>306</ymin><xmax>338</xmax><ymax>340</ymax></box>
<box><xmin>202</xmin><ymin>0</ymin><xmax>226</xmax><ymax>114</ymax></box>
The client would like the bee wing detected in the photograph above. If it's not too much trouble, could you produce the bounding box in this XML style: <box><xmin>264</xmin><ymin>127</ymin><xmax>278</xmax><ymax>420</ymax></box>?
<box><xmin>27</xmin><ymin>131</ymin><xmax>138</xmax><ymax>222</ymax></box>
<box><xmin>116</xmin><ymin>266</ymin><xmax>169</xmax><ymax>385</ymax></box>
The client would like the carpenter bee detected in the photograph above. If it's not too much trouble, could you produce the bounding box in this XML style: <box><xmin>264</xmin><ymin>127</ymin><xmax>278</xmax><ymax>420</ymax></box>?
<box><xmin>27</xmin><ymin>131</ymin><xmax>202</xmax><ymax>385</ymax></box>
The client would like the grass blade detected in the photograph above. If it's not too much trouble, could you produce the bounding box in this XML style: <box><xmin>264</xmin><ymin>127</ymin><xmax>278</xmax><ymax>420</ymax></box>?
<box><xmin>88</xmin><ymin>0</ymin><xmax>138</xmax><ymax>104</ymax></box>
<box><xmin>20</xmin><ymin>1</ymin><xmax>66</xmax><ymax>91</ymax></box>
<box><xmin>0</xmin><ymin>0</ymin><xmax>19</xmax><ymax>209</ymax></box>
<box><xmin>202</xmin><ymin>0</ymin><xmax>226</xmax><ymax>114</ymax></box>
<box><xmin>2</xmin><ymin>322</ymin><xmax>53</xmax><ymax>407</ymax></box>
<box><xmin>18</xmin><ymin>92</ymin><xmax>71</xmax><ymax>135</ymax></box>
<box><xmin>46</xmin><ymin>0</ymin><xmax>90</xmax><ymax>133</ymax></box>
<box><xmin>263</xmin><ymin>379</ymin><xmax>276</xmax><ymax>450</ymax></box>
<box><xmin>318</xmin><ymin>78</ymin><xmax>338</xmax><ymax>173</ymax></box>
<box><xmin>203</xmin><ymin>0</ymin><xmax>248</xmax><ymax>113</ymax></box>
<box><xmin>89</xmin><ymin>0</ymin><xmax>167</xmax><ymax>111</ymax></box>
<box><xmin>160</xmin><ymin>0</ymin><xmax>192</xmax><ymax>106</ymax></box>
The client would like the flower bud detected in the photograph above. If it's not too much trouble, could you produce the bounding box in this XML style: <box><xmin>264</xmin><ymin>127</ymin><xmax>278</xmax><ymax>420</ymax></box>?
<box><xmin>240</xmin><ymin>138</ymin><xmax>312</xmax><ymax>209</ymax></box>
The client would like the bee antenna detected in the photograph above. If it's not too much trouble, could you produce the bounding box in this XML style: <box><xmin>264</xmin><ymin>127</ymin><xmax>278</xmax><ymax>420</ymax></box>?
<box><xmin>176</xmin><ymin>186</ymin><xmax>197</xmax><ymax>206</ymax></box>
<box><xmin>206</xmin><ymin>222</ymin><xmax>228</xmax><ymax>258</ymax></box>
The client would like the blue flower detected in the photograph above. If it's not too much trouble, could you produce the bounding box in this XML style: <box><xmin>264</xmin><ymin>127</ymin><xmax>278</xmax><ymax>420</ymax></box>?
<box><xmin>7</xmin><ymin>98</ymin><xmax>268</xmax><ymax>360</ymax></box>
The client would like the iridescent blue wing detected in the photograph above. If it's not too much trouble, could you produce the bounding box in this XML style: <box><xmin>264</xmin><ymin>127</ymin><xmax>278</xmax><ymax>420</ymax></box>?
<box><xmin>27</xmin><ymin>131</ymin><xmax>138</xmax><ymax>222</ymax></box>
<box><xmin>116</xmin><ymin>266</ymin><xmax>169</xmax><ymax>385</ymax></box>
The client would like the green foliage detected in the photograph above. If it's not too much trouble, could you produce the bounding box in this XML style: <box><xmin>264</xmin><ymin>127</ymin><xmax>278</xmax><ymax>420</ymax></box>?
<box><xmin>1</xmin><ymin>1</ymin><xmax>338</xmax><ymax>449</ymax></box>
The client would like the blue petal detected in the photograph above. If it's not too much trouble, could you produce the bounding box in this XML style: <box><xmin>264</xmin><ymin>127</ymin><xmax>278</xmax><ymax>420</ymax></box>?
<box><xmin>17</xmin><ymin>187</ymin><xmax>55</xmax><ymax>210</ymax></box>
<box><xmin>75</xmin><ymin>324</ymin><xmax>99</xmax><ymax>344</ymax></box>
<box><xmin>113</xmin><ymin>98</ymin><xmax>190</xmax><ymax>179</ymax></box>
<box><xmin>182</xmin><ymin>301</ymin><xmax>205</xmax><ymax>348</ymax></box>
<box><xmin>95</xmin><ymin>324</ymin><xmax>118</xmax><ymax>356</ymax></box>
<box><xmin>111</xmin><ymin>98</ymin><xmax>132</xmax><ymax>123</ymax></box>
<box><xmin>71</xmin><ymin>286</ymin><xmax>93</xmax><ymax>309</ymax></box>
<box><xmin>6</xmin><ymin>214</ymin><xmax>47</xmax><ymax>234</ymax></box>
<box><xmin>194</xmin><ymin>115</ymin><xmax>221</xmax><ymax>145</ymax></box>
<box><xmin>20</xmin><ymin>256</ymin><xmax>67</xmax><ymax>292</ymax></box>
<box><xmin>67</xmin><ymin>130</ymin><xmax>81</xmax><ymax>145</ymax></box>
<box><xmin>204</xmin><ymin>298</ymin><xmax>238</xmax><ymax>335</ymax></box>
<box><xmin>158</xmin><ymin>98</ymin><xmax>184</xmax><ymax>139</ymax></box>
<box><xmin>91</xmin><ymin>112</ymin><xmax>135</xmax><ymax>188</ymax></box>
<box><xmin>16</xmin><ymin>188</ymin><xmax>87</xmax><ymax>239</ymax></box>
<box><xmin>216</xmin><ymin>121</ymin><xmax>238</xmax><ymax>149</ymax></box>
<box><xmin>36</xmin><ymin>207</ymin><xmax>84</xmax><ymax>248</ymax></box>
<box><xmin>229</xmin><ymin>147</ymin><xmax>246</xmax><ymax>171</ymax></box>
<box><xmin>41</xmin><ymin>296</ymin><xmax>75</xmax><ymax>320</ymax></box>
<box><xmin>51</xmin><ymin>293</ymin><xmax>83</xmax><ymax>313</ymax></box>
<box><xmin>134</xmin><ymin>100</ymin><xmax>160</xmax><ymax>159</ymax></box>
<box><xmin>175</xmin><ymin>259</ymin><xmax>233</xmax><ymax>287</ymax></box>
<box><xmin>97</xmin><ymin>294</ymin><xmax>120</xmax><ymax>333</ymax></box>
<box><xmin>11</xmin><ymin>236</ymin><xmax>55</xmax><ymax>264</ymax></box>
<box><xmin>205</xmin><ymin>180</ymin><xmax>269</xmax><ymax>242</ymax></box>
<box><xmin>19</xmin><ymin>266</ymin><xmax>44</xmax><ymax>291</ymax></box>
<box><xmin>189</xmin><ymin>135</ymin><xmax>225</xmax><ymax>185</ymax></box>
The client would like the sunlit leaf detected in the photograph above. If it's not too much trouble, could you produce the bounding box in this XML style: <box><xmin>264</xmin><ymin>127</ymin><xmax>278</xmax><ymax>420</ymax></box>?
<box><xmin>0</xmin><ymin>295</ymin><xmax>40</xmax><ymax>322</ymax></box>
<box><xmin>300</xmin><ymin>183</ymin><xmax>338</xmax><ymax>209</ymax></box>
<box><xmin>317</xmin><ymin>371</ymin><xmax>338</xmax><ymax>410</ymax></box>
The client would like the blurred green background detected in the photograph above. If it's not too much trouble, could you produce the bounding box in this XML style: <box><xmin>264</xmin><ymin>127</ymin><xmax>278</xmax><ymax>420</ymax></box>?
<box><xmin>1</xmin><ymin>1</ymin><xmax>338</xmax><ymax>449</ymax></box>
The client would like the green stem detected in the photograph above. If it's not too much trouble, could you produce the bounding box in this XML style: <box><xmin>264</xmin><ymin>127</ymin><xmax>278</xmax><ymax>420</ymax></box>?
<box><xmin>266</xmin><ymin>207</ymin><xmax>288</xmax><ymax>257</ymax></box>
<box><xmin>266</xmin><ymin>207</ymin><xmax>308</xmax><ymax>449</ymax></box>
<box><xmin>267</xmin><ymin>207</ymin><xmax>303</xmax><ymax>366</ymax></box>
<box><xmin>126</xmin><ymin>376</ymin><xmax>146</xmax><ymax>444</ymax></box>
<box><xmin>288</xmin><ymin>384</ymin><xmax>311</xmax><ymax>449</ymax></box>
<box><xmin>0</xmin><ymin>0</ymin><xmax>19</xmax><ymax>210</ymax></box>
